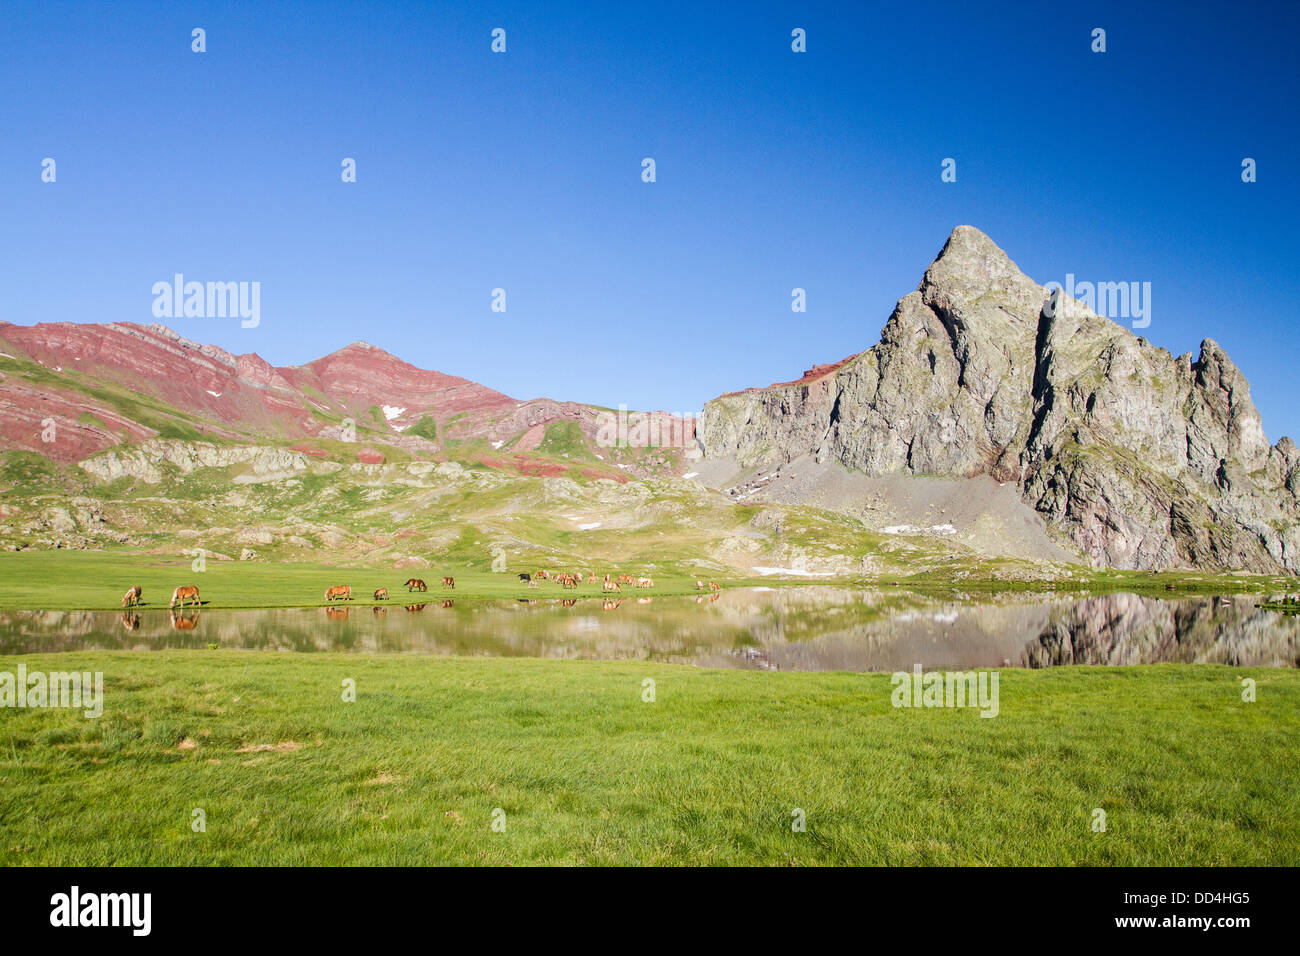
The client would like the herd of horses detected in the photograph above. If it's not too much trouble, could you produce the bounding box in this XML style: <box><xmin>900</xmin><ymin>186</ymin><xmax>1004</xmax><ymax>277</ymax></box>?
<box><xmin>117</xmin><ymin>572</ymin><xmax>723</xmax><ymax>621</ymax></box>
<box><xmin>324</xmin><ymin>577</ymin><xmax>456</xmax><ymax>603</ymax></box>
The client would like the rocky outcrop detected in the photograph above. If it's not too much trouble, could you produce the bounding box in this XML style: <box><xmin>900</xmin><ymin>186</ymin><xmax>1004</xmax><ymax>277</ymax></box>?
<box><xmin>698</xmin><ymin>226</ymin><xmax>1299</xmax><ymax>572</ymax></box>
<box><xmin>79</xmin><ymin>439</ymin><xmax>310</xmax><ymax>484</ymax></box>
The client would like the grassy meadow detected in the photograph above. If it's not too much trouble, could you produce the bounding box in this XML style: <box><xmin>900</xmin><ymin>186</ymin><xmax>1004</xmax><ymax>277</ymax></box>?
<box><xmin>0</xmin><ymin>550</ymin><xmax>734</xmax><ymax>610</ymax></box>
<box><xmin>1</xmin><ymin>653</ymin><xmax>1296</xmax><ymax>866</ymax></box>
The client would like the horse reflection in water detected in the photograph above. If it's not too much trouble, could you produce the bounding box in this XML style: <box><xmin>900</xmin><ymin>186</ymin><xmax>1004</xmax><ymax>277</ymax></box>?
<box><xmin>406</xmin><ymin>604</ymin><xmax>427</xmax><ymax>612</ymax></box>
<box><xmin>441</xmin><ymin>600</ymin><xmax>454</xmax><ymax>609</ymax></box>
<box><xmin>325</xmin><ymin>606</ymin><xmax>350</xmax><ymax>622</ymax></box>
<box><xmin>602</xmin><ymin>599</ymin><xmax>621</xmax><ymax>611</ymax></box>
<box><xmin>120</xmin><ymin>611</ymin><xmax>141</xmax><ymax>632</ymax></box>
<box><xmin>170</xmin><ymin>610</ymin><xmax>200</xmax><ymax>631</ymax></box>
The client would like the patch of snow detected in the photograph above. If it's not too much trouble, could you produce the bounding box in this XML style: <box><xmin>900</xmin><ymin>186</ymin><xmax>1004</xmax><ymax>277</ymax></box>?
<box><xmin>206</xmin><ymin>390</ymin><xmax>222</xmax><ymax>398</ymax></box>
<box><xmin>682</xmin><ymin>471</ymin><xmax>698</xmax><ymax>479</ymax></box>
<box><xmin>577</xmin><ymin>522</ymin><xmax>602</xmax><ymax>531</ymax></box>
<box><xmin>381</xmin><ymin>404</ymin><xmax>406</xmax><ymax>421</ymax></box>
<box><xmin>491</xmin><ymin>440</ymin><xmax>504</xmax><ymax>449</ymax></box>
<box><xmin>882</xmin><ymin>523</ymin><xmax>956</xmax><ymax>535</ymax></box>
<box><xmin>752</xmin><ymin>566</ymin><xmax>835</xmax><ymax>577</ymax></box>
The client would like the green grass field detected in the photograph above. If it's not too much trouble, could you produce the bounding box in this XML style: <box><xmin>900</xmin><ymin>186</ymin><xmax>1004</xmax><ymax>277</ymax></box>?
<box><xmin>0</xmin><ymin>551</ymin><xmax>740</xmax><ymax>610</ymax></box>
<box><xmin>1</xmin><ymin>654</ymin><xmax>1295</xmax><ymax>865</ymax></box>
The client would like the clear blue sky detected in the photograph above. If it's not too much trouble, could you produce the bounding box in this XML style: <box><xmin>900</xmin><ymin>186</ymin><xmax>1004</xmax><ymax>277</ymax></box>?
<box><xmin>3</xmin><ymin>0</ymin><xmax>1298</xmax><ymax>440</ymax></box>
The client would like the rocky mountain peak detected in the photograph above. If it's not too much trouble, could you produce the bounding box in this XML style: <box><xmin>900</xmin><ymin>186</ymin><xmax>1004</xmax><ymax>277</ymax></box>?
<box><xmin>698</xmin><ymin>226</ymin><xmax>1299</xmax><ymax>573</ymax></box>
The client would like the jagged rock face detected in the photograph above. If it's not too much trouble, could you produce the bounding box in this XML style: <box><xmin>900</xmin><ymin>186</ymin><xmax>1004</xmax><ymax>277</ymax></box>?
<box><xmin>698</xmin><ymin>226</ymin><xmax>1300</xmax><ymax>572</ymax></box>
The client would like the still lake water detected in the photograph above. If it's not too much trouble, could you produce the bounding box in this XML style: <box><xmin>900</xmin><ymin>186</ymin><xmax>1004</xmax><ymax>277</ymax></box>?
<box><xmin>2</xmin><ymin>588</ymin><xmax>1297</xmax><ymax>671</ymax></box>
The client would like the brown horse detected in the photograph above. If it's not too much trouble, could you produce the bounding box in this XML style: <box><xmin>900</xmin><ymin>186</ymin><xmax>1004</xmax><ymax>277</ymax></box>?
<box><xmin>405</xmin><ymin>578</ymin><xmax>428</xmax><ymax>593</ymax></box>
<box><xmin>441</xmin><ymin>576</ymin><xmax>455</xmax><ymax>589</ymax></box>
<box><xmin>373</xmin><ymin>587</ymin><xmax>389</xmax><ymax>601</ymax></box>
<box><xmin>121</xmin><ymin>585</ymin><xmax>142</xmax><ymax>608</ymax></box>
<box><xmin>602</xmin><ymin>579</ymin><xmax>621</xmax><ymax>593</ymax></box>
<box><xmin>170</xmin><ymin>585</ymin><xmax>200</xmax><ymax>609</ymax></box>
<box><xmin>325</xmin><ymin>585</ymin><xmax>352</xmax><ymax>602</ymax></box>
<box><xmin>170</xmin><ymin>610</ymin><xmax>199</xmax><ymax>630</ymax></box>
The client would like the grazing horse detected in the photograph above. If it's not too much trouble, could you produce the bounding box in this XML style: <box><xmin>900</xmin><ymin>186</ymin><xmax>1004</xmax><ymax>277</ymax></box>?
<box><xmin>535</xmin><ymin>570</ymin><xmax>548</xmax><ymax>580</ymax></box>
<box><xmin>325</xmin><ymin>585</ymin><xmax>352</xmax><ymax>602</ymax></box>
<box><xmin>121</xmin><ymin>585</ymin><xmax>142</xmax><ymax>608</ymax></box>
<box><xmin>518</xmin><ymin>572</ymin><xmax>531</xmax><ymax>583</ymax></box>
<box><xmin>709</xmin><ymin>580</ymin><xmax>720</xmax><ymax>592</ymax></box>
<box><xmin>695</xmin><ymin>579</ymin><xmax>705</xmax><ymax>590</ymax></box>
<box><xmin>527</xmin><ymin>579</ymin><xmax>539</xmax><ymax>589</ymax></box>
<box><xmin>586</xmin><ymin>573</ymin><xmax>597</xmax><ymax>583</ymax></box>
<box><xmin>602</xmin><ymin>579</ymin><xmax>621</xmax><ymax>593</ymax></box>
<box><xmin>636</xmin><ymin>577</ymin><xmax>654</xmax><ymax>589</ymax></box>
<box><xmin>441</xmin><ymin>576</ymin><xmax>455</xmax><ymax>589</ymax></box>
<box><xmin>405</xmin><ymin>578</ymin><xmax>428</xmax><ymax>593</ymax></box>
<box><xmin>170</xmin><ymin>585</ymin><xmax>200</xmax><ymax>609</ymax></box>
<box><xmin>373</xmin><ymin>587</ymin><xmax>389</xmax><ymax>601</ymax></box>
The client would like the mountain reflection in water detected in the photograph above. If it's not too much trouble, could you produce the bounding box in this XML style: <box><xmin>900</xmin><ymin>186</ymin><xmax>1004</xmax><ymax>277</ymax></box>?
<box><xmin>2</xmin><ymin>589</ymin><xmax>1296</xmax><ymax>672</ymax></box>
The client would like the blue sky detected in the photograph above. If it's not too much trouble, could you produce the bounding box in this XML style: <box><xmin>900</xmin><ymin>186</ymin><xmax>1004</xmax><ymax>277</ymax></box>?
<box><xmin>4</xmin><ymin>0</ymin><xmax>1298</xmax><ymax>439</ymax></box>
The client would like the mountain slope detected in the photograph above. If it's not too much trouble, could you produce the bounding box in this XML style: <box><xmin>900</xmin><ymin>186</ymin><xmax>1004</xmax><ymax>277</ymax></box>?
<box><xmin>697</xmin><ymin>226</ymin><xmax>1300</xmax><ymax>572</ymax></box>
<box><xmin>0</xmin><ymin>322</ymin><xmax>693</xmax><ymax>478</ymax></box>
